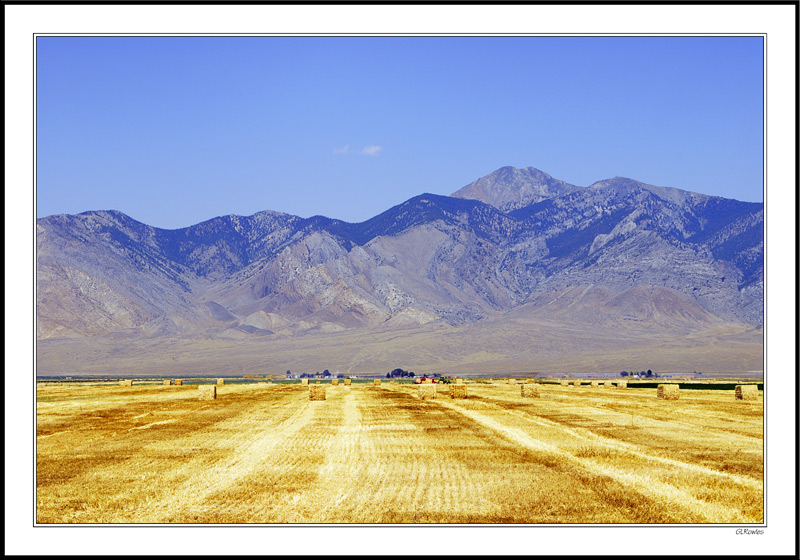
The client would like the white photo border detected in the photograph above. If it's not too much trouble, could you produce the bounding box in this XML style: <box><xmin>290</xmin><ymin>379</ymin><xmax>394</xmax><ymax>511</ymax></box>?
<box><xmin>6</xmin><ymin>3</ymin><xmax>796</xmax><ymax>556</ymax></box>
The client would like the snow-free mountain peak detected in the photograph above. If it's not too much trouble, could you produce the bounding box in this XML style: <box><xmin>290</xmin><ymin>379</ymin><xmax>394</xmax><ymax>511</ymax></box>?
<box><xmin>450</xmin><ymin>166</ymin><xmax>581</xmax><ymax>211</ymax></box>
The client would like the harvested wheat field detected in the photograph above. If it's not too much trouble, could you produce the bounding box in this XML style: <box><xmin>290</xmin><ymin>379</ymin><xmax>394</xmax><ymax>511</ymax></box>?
<box><xmin>36</xmin><ymin>380</ymin><xmax>763</xmax><ymax>524</ymax></box>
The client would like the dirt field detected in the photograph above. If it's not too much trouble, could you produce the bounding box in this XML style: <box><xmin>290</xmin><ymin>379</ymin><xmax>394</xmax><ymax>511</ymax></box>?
<box><xmin>36</xmin><ymin>380</ymin><xmax>763</xmax><ymax>524</ymax></box>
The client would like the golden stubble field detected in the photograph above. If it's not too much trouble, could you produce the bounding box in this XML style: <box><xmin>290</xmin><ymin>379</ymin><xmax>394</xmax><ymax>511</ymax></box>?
<box><xmin>36</xmin><ymin>380</ymin><xmax>763</xmax><ymax>524</ymax></box>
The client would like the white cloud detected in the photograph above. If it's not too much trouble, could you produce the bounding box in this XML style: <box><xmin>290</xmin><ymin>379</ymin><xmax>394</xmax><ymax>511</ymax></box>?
<box><xmin>360</xmin><ymin>145</ymin><xmax>383</xmax><ymax>157</ymax></box>
<box><xmin>333</xmin><ymin>144</ymin><xmax>383</xmax><ymax>157</ymax></box>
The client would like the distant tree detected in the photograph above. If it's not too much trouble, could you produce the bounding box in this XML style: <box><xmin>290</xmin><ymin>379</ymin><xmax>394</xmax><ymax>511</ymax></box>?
<box><xmin>323</xmin><ymin>369</ymin><xmax>330</xmax><ymax>377</ymax></box>
<box><xmin>647</xmin><ymin>369</ymin><xmax>653</xmax><ymax>376</ymax></box>
<box><xmin>620</xmin><ymin>371</ymin><xmax>629</xmax><ymax>377</ymax></box>
<box><xmin>286</xmin><ymin>370</ymin><xmax>291</xmax><ymax>375</ymax></box>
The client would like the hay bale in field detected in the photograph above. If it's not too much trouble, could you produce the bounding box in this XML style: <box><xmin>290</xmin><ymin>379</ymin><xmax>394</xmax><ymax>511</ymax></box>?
<box><xmin>450</xmin><ymin>384</ymin><xmax>467</xmax><ymax>399</ymax></box>
<box><xmin>521</xmin><ymin>384</ymin><xmax>540</xmax><ymax>398</ymax></box>
<box><xmin>454</xmin><ymin>378</ymin><xmax>463</xmax><ymax>385</ymax></box>
<box><xmin>603</xmin><ymin>381</ymin><xmax>612</xmax><ymax>388</ymax></box>
<box><xmin>174</xmin><ymin>379</ymin><xmax>183</xmax><ymax>386</ymax></box>
<box><xmin>119</xmin><ymin>379</ymin><xmax>133</xmax><ymax>387</ymax></box>
<box><xmin>309</xmin><ymin>384</ymin><xmax>326</xmax><ymax>401</ymax></box>
<box><xmin>163</xmin><ymin>379</ymin><xmax>172</xmax><ymax>385</ymax></box>
<box><xmin>198</xmin><ymin>385</ymin><xmax>216</xmax><ymax>400</ymax></box>
<box><xmin>344</xmin><ymin>378</ymin><xmax>352</xmax><ymax>386</ymax></box>
<box><xmin>735</xmin><ymin>384</ymin><xmax>758</xmax><ymax>401</ymax></box>
<box><xmin>331</xmin><ymin>379</ymin><xmax>339</xmax><ymax>386</ymax></box>
<box><xmin>216</xmin><ymin>378</ymin><xmax>225</xmax><ymax>386</ymax></box>
<box><xmin>507</xmin><ymin>378</ymin><xmax>516</xmax><ymax>385</ymax></box>
<box><xmin>418</xmin><ymin>384</ymin><xmax>437</xmax><ymax>400</ymax></box>
<box><xmin>616</xmin><ymin>381</ymin><xmax>627</xmax><ymax>389</ymax></box>
<box><xmin>301</xmin><ymin>379</ymin><xmax>309</xmax><ymax>385</ymax></box>
<box><xmin>573</xmin><ymin>380</ymin><xmax>581</xmax><ymax>387</ymax></box>
<box><xmin>373</xmin><ymin>379</ymin><xmax>381</xmax><ymax>386</ymax></box>
<box><xmin>590</xmin><ymin>380</ymin><xmax>599</xmax><ymax>388</ymax></box>
<box><xmin>657</xmin><ymin>384</ymin><xmax>680</xmax><ymax>400</ymax></box>
<box><xmin>560</xmin><ymin>380</ymin><xmax>569</xmax><ymax>386</ymax></box>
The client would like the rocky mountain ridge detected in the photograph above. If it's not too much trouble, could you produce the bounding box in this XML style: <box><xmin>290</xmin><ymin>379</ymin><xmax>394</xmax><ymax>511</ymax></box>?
<box><xmin>36</xmin><ymin>166</ymin><xmax>763</xmax><ymax>344</ymax></box>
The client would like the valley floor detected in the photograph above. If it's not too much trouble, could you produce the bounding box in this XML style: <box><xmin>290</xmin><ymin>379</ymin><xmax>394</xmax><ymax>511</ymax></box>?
<box><xmin>36</xmin><ymin>381</ymin><xmax>763</xmax><ymax>524</ymax></box>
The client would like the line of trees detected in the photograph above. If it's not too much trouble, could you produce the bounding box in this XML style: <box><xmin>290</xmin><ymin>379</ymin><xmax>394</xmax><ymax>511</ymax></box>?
<box><xmin>291</xmin><ymin>369</ymin><xmax>345</xmax><ymax>379</ymax></box>
<box><xmin>620</xmin><ymin>369</ymin><xmax>657</xmax><ymax>378</ymax></box>
<box><xmin>386</xmin><ymin>368</ymin><xmax>415</xmax><ymax>378</ymax></box>
<box><xmin>285</xmin><ymin>368</ymin><xmax>423</xmax><ymax>379</ymax></box>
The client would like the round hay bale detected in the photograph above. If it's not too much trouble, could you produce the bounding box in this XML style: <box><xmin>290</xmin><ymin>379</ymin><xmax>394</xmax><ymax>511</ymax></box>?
<box><xmin>616</xmin><ymin>381</ymin><xmax>627</xmax><ymax>389</ymax></box>
<box><xmin>590</xmin><ymin>380</ymin><xmax>600</xmax><ymax>388</ymax></box>
<box><xmin>573</xmin><ymin>380</ymin><xmax>581</xmax><ymax>387</ymax></box>
<box><xmin>560</xmin><ymin>380</ymin><xmax>569</xmax><ymax>386</ymax></box>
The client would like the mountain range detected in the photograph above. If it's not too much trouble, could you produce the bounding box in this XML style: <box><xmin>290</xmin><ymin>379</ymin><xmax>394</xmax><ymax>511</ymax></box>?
<box><xmin>35</xmin><ymin>166</ymin><xmax>764</xmax><ymax>375</ymax></box>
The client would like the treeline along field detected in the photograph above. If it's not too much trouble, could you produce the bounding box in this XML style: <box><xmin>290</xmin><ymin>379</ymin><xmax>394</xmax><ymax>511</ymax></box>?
<box><xmin>36</xmin><ymin>380</ymin><xmax>763</xmax><ymax>524</ymax></box>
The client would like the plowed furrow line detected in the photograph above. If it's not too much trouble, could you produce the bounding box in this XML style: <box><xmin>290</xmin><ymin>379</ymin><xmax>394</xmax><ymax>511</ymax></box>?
<box><xmin>498</xmin><ymin>406</ymin><xmax>762</xmax><ymax>489</ymax></box>
<box><xmin>436</xmin><ymin>398</ymin><xmax>754</xmax><ymax>523</ymax></box>
<box><xmin>478</xmin><ymin>389</ymin><xmax>763</xmax><ymax>443</ymax></box>
<box><xmin>125</xmin><ymin>391</ymin><xmax>313</xmax><ymax>522</ymax></box>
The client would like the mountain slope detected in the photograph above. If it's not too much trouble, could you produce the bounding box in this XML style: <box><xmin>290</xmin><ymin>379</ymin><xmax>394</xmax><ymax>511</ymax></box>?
<box><xmin>35</xmin><ymin>166</ymin><xmax>763</xmax><ymax>374</ymax></box>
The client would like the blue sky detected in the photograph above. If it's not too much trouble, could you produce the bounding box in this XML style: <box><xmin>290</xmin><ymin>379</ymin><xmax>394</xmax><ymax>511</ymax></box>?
<box><xmin>36</xmin><ymin>36</ymin><xmax>764</xmax><ymax>229</ymax></box>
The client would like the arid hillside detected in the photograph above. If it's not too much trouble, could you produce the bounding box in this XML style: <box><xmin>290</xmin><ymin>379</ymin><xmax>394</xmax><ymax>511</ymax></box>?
<box><xmin>36</xmin><ymin>166</ymin><xmax>763</xmax><ymax>374</ymax></box>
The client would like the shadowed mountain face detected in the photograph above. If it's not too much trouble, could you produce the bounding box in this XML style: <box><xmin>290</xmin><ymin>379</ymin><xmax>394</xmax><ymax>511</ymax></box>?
<box><xmin>36</xmin><ymin>166</ymin><xmax>763</xmax><ymax>373</ymax></box>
